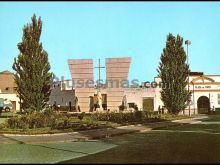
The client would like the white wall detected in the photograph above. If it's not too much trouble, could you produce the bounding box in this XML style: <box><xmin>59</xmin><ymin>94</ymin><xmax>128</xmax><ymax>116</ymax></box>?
<box><xmin>125</xmin><ymin>88</ymin><xmax>156</xmax><ymax>110</ymax></box>
<box><xmin>154</xmin><ymin>75</ymin><xmax>220</xmax><ymax>115</ymax></box>
<box><xmin>0</xmin><ymin>93</ymin><xmax>20</xmax><ymax>111</ymax></box>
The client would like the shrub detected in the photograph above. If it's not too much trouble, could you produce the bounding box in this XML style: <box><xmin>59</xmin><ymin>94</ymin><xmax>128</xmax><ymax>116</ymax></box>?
<box><xmin>25</xmin><ymin>108</ymin><xmax>35</xmax><ymax>114</ymax></box>
<box><xmin>90</xmin><ymin>111</ymin><xmax>142</xmax><ymax>124</ymax></box>
<box><xmin>5</xmin><ymin>109</ymin><xmax>58</xmax><ymax>129</ymax></box>
<box><xmin>78</xmin><ymin>112</ymin><xmax>85</xmax><ymax>120</ymax></box>
<box><xmin>7</xmin><ymin>116</ymin><xmax>21</xmax><ymax>129</ymax></box>
<box><xmin>0</xmin><ymin>123</ymin><xmax>5</xmax><ymax>130</ymax></box>
<box><xmin>134</xmin><ymin>111</ymin><xmax>142</xmax><ymax>120</ymax></box>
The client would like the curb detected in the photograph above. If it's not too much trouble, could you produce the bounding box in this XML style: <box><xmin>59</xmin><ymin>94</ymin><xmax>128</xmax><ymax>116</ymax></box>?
<box><xmin>3</xmin><ymin>131</ymin><xmax>81</xmax><ymax>137</ymax></box>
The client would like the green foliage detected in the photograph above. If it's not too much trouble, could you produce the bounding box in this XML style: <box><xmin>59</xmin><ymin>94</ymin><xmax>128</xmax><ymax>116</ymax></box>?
<box><xmin>1</xmin><ymin>109</ymin><xmax>116</xmax><ymax>131</ymax></box>
<box><xmin>91</xmin><ymin>111</ymin><xmax>142</xmax><ymax>124</ymax></box>
<box><xmin>78</xmin><ymin>112</ymin><xmax>85</xmax><ymax>120</ymax></box>
<box><xmin>157</xmin><ymin>33</ymin><xmax>191</xmax><ymax>114</ymax></box>
<box><xmin>134</xmin><ymin>110</ymin><xmax>142</xmax><ymax>120</ymax></box>
<box><xmin>5</xmin><ymin>109</ymin><xmax>58</xmax><ymax>129</ymax></box>
<box><xmin>158</xmin><ymin>113</ymin><xmax>191</xmax><ymax>121</ymax></box>
<box><xmin>12</xmin><ymin>14</ymin><xmax>53</xmax><ymax>112</ymax></box>
<box><xmin>0</xmin><ymin>110</ymin><xmax>190</xmax><ymax>134</ymax></box>
<box><xmin>90</xmin><ymin>111</ymin><xmax>189</xmax><ymax>124</ymax></box>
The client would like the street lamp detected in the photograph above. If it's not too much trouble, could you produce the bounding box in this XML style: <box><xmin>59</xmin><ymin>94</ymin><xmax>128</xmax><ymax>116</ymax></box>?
<box><xmin>185</xmin><ymin>40</ymin><xmax>191</xmax><ymax>116</ymax></box>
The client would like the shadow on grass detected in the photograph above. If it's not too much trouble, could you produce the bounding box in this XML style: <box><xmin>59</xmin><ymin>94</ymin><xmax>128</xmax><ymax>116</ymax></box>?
<box><xmin>58</xmin><ymin>115</ymin><xmax>220</xmax><ymax>164</ymax></box>
<box><xmin>0</xmin><ymin>134</ymin><xmax>90</xmax><ymax>155</ymax></box>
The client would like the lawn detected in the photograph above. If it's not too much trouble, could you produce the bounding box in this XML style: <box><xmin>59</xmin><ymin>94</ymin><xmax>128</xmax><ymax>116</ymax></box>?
<box><xmin>0</xmin><ymin>112</ymin><xmax>14</xmax><ymax>124</ymax></box>
<box><xmin>1</xmin><ymin>114</ymin><xmax>219</xmax><ymax>164</ymax></box>
<box><xmin>60</xmin><ymin>115</ymin><xmax>220</xmax><ymax>164</ymax></box>
<box><xmin>0</xmin><ymin>118</ymin><xmax>5</xmax><ymax>124</ymax></box>
<box><xmin>0</xmin><ymin>141</ymin><xmax>117</xmax><ymax>163</ymax></box>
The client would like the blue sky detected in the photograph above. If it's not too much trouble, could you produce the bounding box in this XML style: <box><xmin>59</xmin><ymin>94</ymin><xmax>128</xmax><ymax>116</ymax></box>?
<box><xmin>0</xmin><ymin>2</ymin><xmax>220</xmax><ymax>83</ymax></box>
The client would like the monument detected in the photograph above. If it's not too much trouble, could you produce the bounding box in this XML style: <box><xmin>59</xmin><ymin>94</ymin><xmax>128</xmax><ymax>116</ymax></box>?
<box><xmin>68</xmin><ymin>59</ymin><xmax>94</xmax><ymax>112</ymax></box>
<box><xmin>68</xmin><ymin>57</ymin><xmax>131</xmax><ymax>112</ymax></box>
<box><xmin>106</xmin><ymin>57</ymin><xmax>131</xmax><ymax>111</ymax></box>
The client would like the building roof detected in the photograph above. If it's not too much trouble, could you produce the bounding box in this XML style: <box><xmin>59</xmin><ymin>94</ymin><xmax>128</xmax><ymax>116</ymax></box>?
<box><xmin>189</xmin><ymin>72</ymin><xmax>204</xmax><ymax>76</ymax></box>
<box><xmin>0</xmin><ymin>70</ymin><xmax>14</xmax><ymax>74</ymax></box>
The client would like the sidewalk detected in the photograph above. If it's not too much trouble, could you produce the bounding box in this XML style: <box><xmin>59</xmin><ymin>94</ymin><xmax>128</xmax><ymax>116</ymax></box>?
<box><xmin>0</xmin><ymin>115</ymin><xmax>207</xmax><ymax>144</ymax></box>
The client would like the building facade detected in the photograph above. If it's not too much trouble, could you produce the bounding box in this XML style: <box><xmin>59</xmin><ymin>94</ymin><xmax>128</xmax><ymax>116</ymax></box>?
<box><xmin>154</xmin><ymin>72</ymin><xmax>220</xmax><ymax>115</ymax></box>
<box><xmin>0</xmin><ymin>70</ymin><xmax>20</xmax><ymax>111</ymax></box>
<box><xmin>49</xmin><ymin>80</ymin><xmax>75</xmax><ymax>111</ymax></box>
<box><xmin>65</xmin><ymin>57</ymin><xmax>220</xmax><ymax>115</ymax></box>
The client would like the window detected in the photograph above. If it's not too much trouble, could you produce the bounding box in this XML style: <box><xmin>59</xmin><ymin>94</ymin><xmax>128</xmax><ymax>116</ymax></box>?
<box><xmin>218</xmin><ymin>94</ymin><xmax>220</xmax><ymax>104</ymax></box>
<box><xmin>5</xmin><ymin>87</ymin><xmax>9</xmax><ymax>91</ymax></box>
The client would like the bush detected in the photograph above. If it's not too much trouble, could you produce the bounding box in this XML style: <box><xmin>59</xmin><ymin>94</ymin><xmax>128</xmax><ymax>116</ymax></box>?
<box><xmin>90</xmin><ymin>111</ymin><xmax>179</xmax><ymax>124</ymax></box>
<box><xmin>134</xmin><ymin>111</ymin><xmax>142</xmax><ymax>120</ymax></box>
<box><xmin>78</xmin><ymin>112</ymin><xmax>85</xmax><ymax>120</ymax></box>
<box><xmin>5</xmin><ymin>109</ymin><xmax>58</xmax><ymax>129</ymax></box>
<box><xmin>1</xmin><ymin>109</ymin><xmax>190</xmax><ymax>133</ymax></box>
<box><xmin>90</xmin><ymin>111</ymin><xmax>142</xmax><ymax>124</ymax></box>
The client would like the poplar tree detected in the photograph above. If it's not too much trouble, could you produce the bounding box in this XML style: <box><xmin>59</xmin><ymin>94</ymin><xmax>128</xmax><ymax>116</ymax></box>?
<box><xmin>157</xmin><ymin>33</ymin><xmax>191</xmax><ymax>114</ymax></box>
<box><xmin>12</xmin><ymin>14</ymin><xmax>53</xmax><ymax>112</ymax></box>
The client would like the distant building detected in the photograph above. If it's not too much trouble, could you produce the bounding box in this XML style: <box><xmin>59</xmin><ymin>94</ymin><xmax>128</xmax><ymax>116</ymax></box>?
<box><xmin>49</xmin><ymin>80</ymin><xmax>75</xmax><ymax>111</ymax></box>
<box><xmin>65</xmin><ymin>57</ymin><xmax>220</xmax><ymax>115</ymax></box>
<box><xmin>0</xmin><ymin>70</ymin><xmax>20</xmax><ymax>111</ymax></box>
<box><xmin>154</xmin><ymin>72</ymin><xmax>220</xmax><ymax>115</ymax></box>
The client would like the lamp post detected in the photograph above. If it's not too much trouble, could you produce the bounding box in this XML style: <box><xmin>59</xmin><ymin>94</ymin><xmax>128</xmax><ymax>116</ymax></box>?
<box><xmin>185</xmin><ymin>40</ymin><xmax>191</xmax><ymax>116</ymax></box>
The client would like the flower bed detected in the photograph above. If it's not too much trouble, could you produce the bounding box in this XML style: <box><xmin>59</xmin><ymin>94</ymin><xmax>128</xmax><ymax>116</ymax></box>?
<box><xmin>0</xmin><ymin>109</ymin><xmax>191</xmax><ymax>134</ymax></box>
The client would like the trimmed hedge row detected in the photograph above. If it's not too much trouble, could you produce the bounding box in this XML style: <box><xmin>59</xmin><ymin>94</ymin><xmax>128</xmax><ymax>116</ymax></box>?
<box><xmin>90</xmin><ymin>111</ymin><xmax>164</xmax><ymax>124</ymax></box>
<box><xmin>0</xmin><ymin>109</ymin><xmax>116</xmax><ymax>130</ymax></box>
<box><xmin>0</xmin><ymin>109</ymin><xmax>188</xmax><ymax>131</ymax></box>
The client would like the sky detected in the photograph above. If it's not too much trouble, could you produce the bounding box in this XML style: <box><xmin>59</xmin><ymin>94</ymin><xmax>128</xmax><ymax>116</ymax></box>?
<box><xmin>0</xmin><ymin>2</ymin><xmax>220</xmax><ymax>83</ymax></box>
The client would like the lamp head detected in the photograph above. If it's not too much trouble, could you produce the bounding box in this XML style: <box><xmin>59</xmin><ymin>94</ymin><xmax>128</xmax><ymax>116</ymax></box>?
<box><xmin>185</xmin><ymin>40</ymin><xmax>191</xmax><ymax>45</ymax></box>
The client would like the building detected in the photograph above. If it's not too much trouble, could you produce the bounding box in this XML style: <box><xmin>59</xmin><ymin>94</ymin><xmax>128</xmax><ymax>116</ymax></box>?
<box><xmin>65</xmin><ymin>57</ymin><xmax>220</xmax><ymax>115</ymax></box>
<box><xmin>0</xmin><ymin>70</ymin><xmax>20</xmax><ymax>111</ymax></box>
<box><xmin>49</xmin><ymin>80</ymin><xmax>75</xmax><ymax>111</ymax></box>
<box><xmin>188</xmin><ymin>72</ymin><xmax>220</xmax><ymax>114</ymax></box>
<box><xmin>154</xmin><ymin>72</ymin><xmax>220</xmax><ymax>115</ymax></box>
<box><xmin>124</xmin><ymin>87</ymin><xmax>156</xmax><ymax>111</ymax></box>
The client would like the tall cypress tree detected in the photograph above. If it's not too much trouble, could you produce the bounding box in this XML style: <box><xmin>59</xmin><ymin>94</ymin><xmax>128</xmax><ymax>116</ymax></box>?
<box><xmin>157</xmin><ymin>33</ymin><xmax>191</xmax><ymax>114</ymax></box>
<box><xmin>12</xmin><ymin>14</ymin><xmax>53</xmax><ymax>112</ymax></box>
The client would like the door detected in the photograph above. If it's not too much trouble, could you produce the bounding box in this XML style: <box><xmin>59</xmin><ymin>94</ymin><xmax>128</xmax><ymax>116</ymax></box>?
<box><xmin>89</xmin><ymin>96</ymin><xmax>94</xmax><ymax>112</ymax></box>
<box><xmin>197</xmin><ymin>96</ymin><xmax>210</xmax><ymax>114</ymax></box>
<box><xmin>143</xmin><ymin>98</ymin><xmax>154</xmax><ymax>112</ymax></box>
<box><xmin>102</xmin><ymin>94</ymin><xmax>107</xmax><ymax>110</ymax></box>
<box><xmin>11</xmin><ymin>101</ymin><xmax>16</xmax><ymax>111</ymax></box>
<box><xmin>69</xmin><ymin>101</ymin><xmax>72</xmax><ymax>111</ymax></box>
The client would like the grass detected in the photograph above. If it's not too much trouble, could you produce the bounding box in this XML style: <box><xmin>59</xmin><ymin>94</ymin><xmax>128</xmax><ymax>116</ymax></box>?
<box><xmin>159</xmin><ymin>114</ymin><xmax>192</xmax><ymax>120</ymax></box>
<box><xmin>0</xmin><ymin>112</ymin><xmax>16</xmax><ymax>117</ymax></box>
<box><xmin>0</xmin><ymin>123</ymin><xmax>119</xmax><ymax>135</ymax></box>
<box><xmin>0</xmin><ymin>127</ymin><xmax>62</xmax><ymax>135</ymax></box>
<box><xmin>60</xmin><ymin>115</ymin><xmax>220</xmax><ymax>164</ymax></box>
<box><xmin>1</xmin><ymin>114</ymin><xmax>218</xmax><ymax>164</ymax></box>
<box><xmin>0</xmin><ymin>112</ymin><xmax>17</xmax><ymax>124</ymax></box>
<box><xmin>0</xmin><ymin>141</ymin><xmax>117</xmax><ymax>163</ymax></box>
